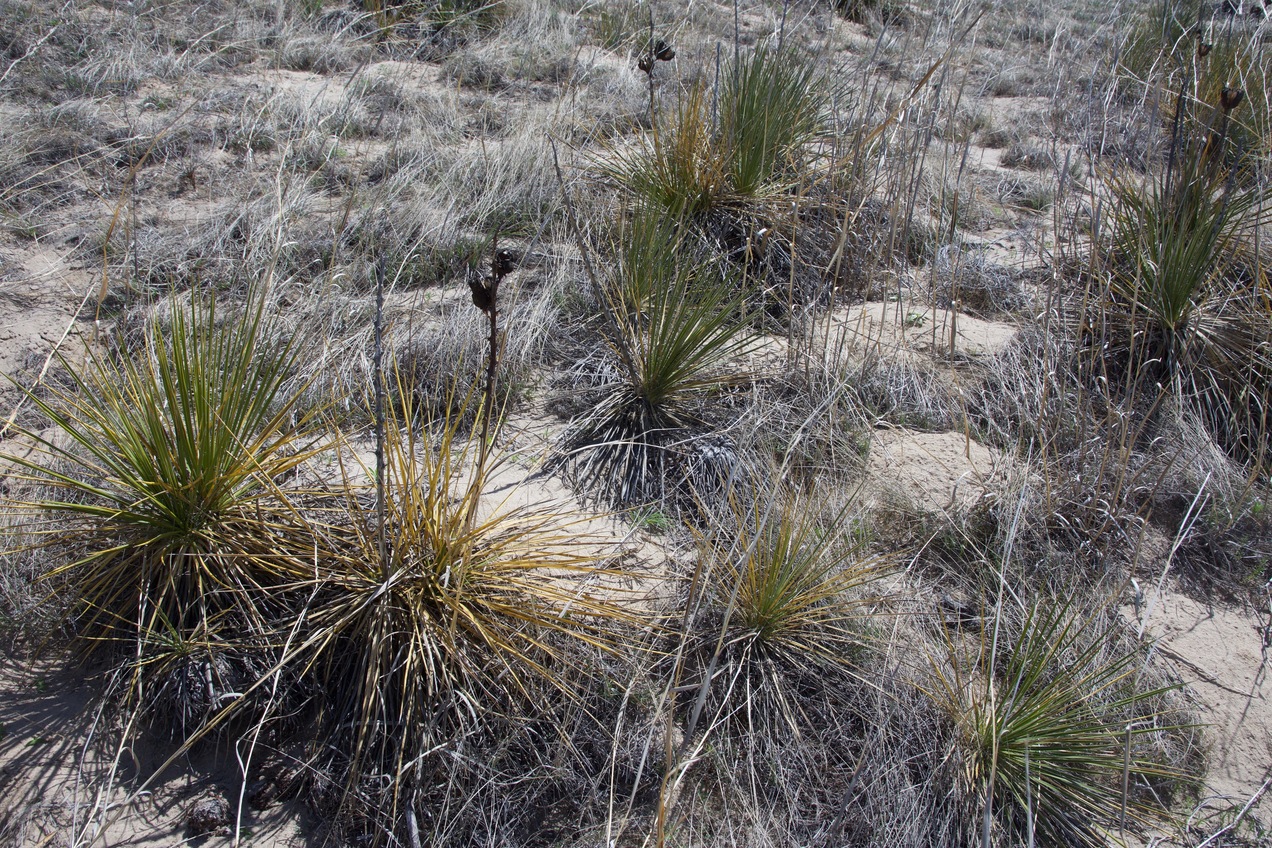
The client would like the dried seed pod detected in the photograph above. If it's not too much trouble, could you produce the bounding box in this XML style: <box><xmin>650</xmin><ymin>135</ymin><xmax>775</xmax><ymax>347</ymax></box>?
<box><xmin>1198</xmin><ymin>42</ymin><xmax>1212</xmax><ymax>57</ymax></box>
<box><xmin>654</xmin><ymin>39</ymin><xmax>675</xmax><ymax>61</ymax></box>
<box><xmin>493</xmin><ymin>247</ymin><xmax>519</xmax><ymax>279</ymax></box>
<box><xmin>467</xmin><ymin>273</ymin><xmax>494</xmax><ymax>312</ymax></box>
<box><xmin>637</xmin><ymin>55</ymin><xmax>654</xmax><ymax>74</ymax></box>
<box><xmin>1220</xmin><ymin>86</ymin><xmax>1246</xmax><ymax>111</ymax></box>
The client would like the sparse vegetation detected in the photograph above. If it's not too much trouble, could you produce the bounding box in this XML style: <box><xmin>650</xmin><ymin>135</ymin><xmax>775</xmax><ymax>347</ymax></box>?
<box><xmin>2</xmin><ymin>0</ymin><xmax>1269</xmax><ymax>844</ymax></box>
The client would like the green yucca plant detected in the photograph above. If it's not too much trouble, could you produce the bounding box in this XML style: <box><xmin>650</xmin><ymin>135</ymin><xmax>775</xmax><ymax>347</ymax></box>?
<box><xmin>720</xmin><ymin>45</ymin><xmax>828</xmax><ymax>199</ymax></box>
<box><xmin>705</xmin><ymin>494</ymin><xmax>886</xmax><ymax>671</ymax></box>
<box><xmin>612</xmin><ymin>45</ymin><xmax>827</xmax><ymax>217</ymax></box>
<box><xmin>929</xmin><ymin>602</ymin><xmax>1187</xmax><ymax>847</ymax></box>
<box><xmin>1103</xmin><ymin>77</ymin><xmax>1272</xmax><ymax>461</ymax></box>
<box><xmin>290</xmin><ymin>388</ymin><xmax>646</xmax><ymax>840</ymax></box>
<box><xmin>3</xmin><ymin>294</ymin><xmax>315</xmax><ymax>657</ymax></box>
<box><xmin>550</xmin><ymin>208</ymin><xmax>757</xmax><ymax>504</ymax></box>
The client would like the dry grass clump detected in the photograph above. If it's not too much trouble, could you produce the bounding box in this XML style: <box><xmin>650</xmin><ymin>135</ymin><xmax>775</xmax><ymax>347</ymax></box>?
<box><xmin>272</xmin><ymin>31</ymin><xmax>368</xmax><ymax>74</ymax></box>
<box><xmin>440</xmin><ymin>3</ymin><xmax>578</xmax><ymax>91</ymax></box>
<box><xmin>850</xmin><ymin>352</ymin><xmax>962</xmax><ymax>430</ymax></box>
<box><xmin>0</xmin><ymin>533</ymin><xmax>61</xmax><ymax>648</ymax></box>
<box><xmin>436</xmin><ymin>126</ymin><xmax>565</xmax><ymax>234</ymax></box>
<box><xmin>930</xmin><ymin>244</ymin><xmax>1027</xmax><ymax>315</ymax></box>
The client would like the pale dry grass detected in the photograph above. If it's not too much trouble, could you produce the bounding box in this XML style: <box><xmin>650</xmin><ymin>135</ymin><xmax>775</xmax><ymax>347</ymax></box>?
<box><xmin>1</xmin><ymin>0</ymin><xmax>1267</xmax><ymax>844</ymax></box>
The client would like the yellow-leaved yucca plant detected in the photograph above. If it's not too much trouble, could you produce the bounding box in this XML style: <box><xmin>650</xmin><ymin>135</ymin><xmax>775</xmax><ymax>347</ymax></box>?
<box><xmin>2</xmin><ymin>292</ymin><xmax>319</xmax><ymax>730</ymax></box>
<box><xmin>285</xmin><ymin>381</ymin><xmax>651</xmax><ymax>842</ymax></box>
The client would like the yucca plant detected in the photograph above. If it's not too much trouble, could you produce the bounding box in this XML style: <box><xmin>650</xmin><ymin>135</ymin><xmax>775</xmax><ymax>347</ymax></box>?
<box><xmin>1</xmin><ymin>293</ymin><xmax>318</xmax><ymax>733</ymax></box>
<box><xmin>4</xmin><ymin>294</ymin><xmax>315</xmax><ymax>654</ymax></box>
<box><xmin>289</xmin><ymin>388</ymin><xmax>646</xmax><ymax>841</ymax></box>
<box><xmin>929</xmin><ymin>601</ymin><xmax>1187</xmax><ymax>847</ymax></box>
<box><xmin>1102</xmin><ymin>80</ymin><xmax>1272</xmax><ymax>461</ymax></box>
<box><xmin>619</xmin><ymin>85</ymin><xmax>727</xmax><ymax>219</ymax></box>
<box><xmin>720</xmin><ymin>45</ymin><xmax>828</xmax><ymax>199</ymax></box>
<box><xmin>550</xmin><ymin>208</ymin><xmax>758</xmax><ymax>505</ymax></box>
<box><xmin>683</xmin><ymin>490</ymin><xmax>889</xmax><ymax>741</ymax></box>
<box><xmin>646</xmin><ymin>492</ymin><xmax>887</xmax><ymax>848</ymax></box>
<box><xmin>704</xmin><ymin>493</ymin><xmax>886</xmax><ymax>672</ymax></box>
<box><xmin>611</xmin><ymin>44</ymin><xmax>827</xmax><ymax>217</ymax></box>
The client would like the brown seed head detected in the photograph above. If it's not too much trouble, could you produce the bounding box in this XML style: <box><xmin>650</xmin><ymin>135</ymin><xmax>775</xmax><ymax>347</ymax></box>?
<box><xmin>1220</xmin><ymin>86</ymin><xmax>1246</xmax><ymax>111</ymax></box>
<box><xmin>467</xmin><ymin>273</ymin><xmax>494</xmax><ymax>313</ymax></box>
<box><xmin>637</xmin><ymin>55</ymin><xmax>653</xmax><ymax>75</ymax></box>
<box><xmin>493</xmin><ymin>247</ymin><xmax>519</xmax><ymax>278</ymax></box>
<box><xmin>1198</xmin><ymin>42</ymin><xmax>1212</xmax><ymax>57</ymax></box>
<box><xmin>654</xmin><ymin>39</ymin><xmax>675</xmax><ymax>61</ymax></box>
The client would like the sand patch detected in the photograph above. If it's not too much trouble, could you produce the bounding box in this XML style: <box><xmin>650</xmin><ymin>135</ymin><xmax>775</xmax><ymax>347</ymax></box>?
<box><xmin>864</xmin><ymin>428</ymin><xmax>1004</xmax><ymax>515</ymax></box>
<box><xmin>819</xmin><ymin>300</ymin><xmax>1017</xmax><ymax>365</ymax></box>
<box><xmin>1131</xmin><ymin>587</ymin><xmax>1272</xmax><ymax>830</ymax></box>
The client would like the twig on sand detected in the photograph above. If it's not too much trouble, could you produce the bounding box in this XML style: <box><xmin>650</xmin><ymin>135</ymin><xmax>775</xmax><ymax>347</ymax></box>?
<box><xmin>1193</xmin><ymin>774</ymin><xmax>1272</xmax><ymax>848</ymax></box>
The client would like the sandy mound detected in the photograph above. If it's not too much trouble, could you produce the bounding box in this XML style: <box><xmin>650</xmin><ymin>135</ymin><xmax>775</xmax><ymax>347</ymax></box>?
<box><xmin>818</xmin><ymin>300</ymin><xmax>1018</xmax><ymax>365</ymax></box>
<box><xmin>864</xmin><ymin>428</ymin><xmax>1004</xmax><ymax>515</ymax></box>
<box><xmin>1132</xmin><ymin>588</ymin><xmax>1272</xmax><ymax>830</ymax></box>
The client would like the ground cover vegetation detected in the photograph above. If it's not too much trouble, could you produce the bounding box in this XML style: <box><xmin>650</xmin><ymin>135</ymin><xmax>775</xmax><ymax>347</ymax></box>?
<box><xmin>1</xmin><ymin>0</ymin><xmax>1270</xmax><ymax>845</ymax></box>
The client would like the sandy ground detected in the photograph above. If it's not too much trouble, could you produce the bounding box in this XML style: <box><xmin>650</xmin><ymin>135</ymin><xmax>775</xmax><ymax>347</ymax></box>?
<box><xmin>1133</xmin><ymin>589</ymin><xmax>1272</xmax><ymax>836</ymax></box>
<box><xmin>820</xmin><ymin>300</ymin><xmax>1019</xmax><ymax>364</ymax></box>
<box><xmin>0</xmin><ymin>657</ymin><xmax>312</xmax><ymax>847</ymax></box>
<box><xmin>864</xmin><ymin>427</ymin><xmax>1005</xmax><ymax>515</ymax></box>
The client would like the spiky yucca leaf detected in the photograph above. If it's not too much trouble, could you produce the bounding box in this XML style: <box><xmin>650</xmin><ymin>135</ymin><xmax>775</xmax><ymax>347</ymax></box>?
<box><xmin>720</xmin><ymin>45</ymin><xmax>828</xmax><ymax>198</ymax></box>
<box><xmin>930</xmin><ymin>602</ymin><xmax>1186</xmax><ymax>847</ymax></box>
